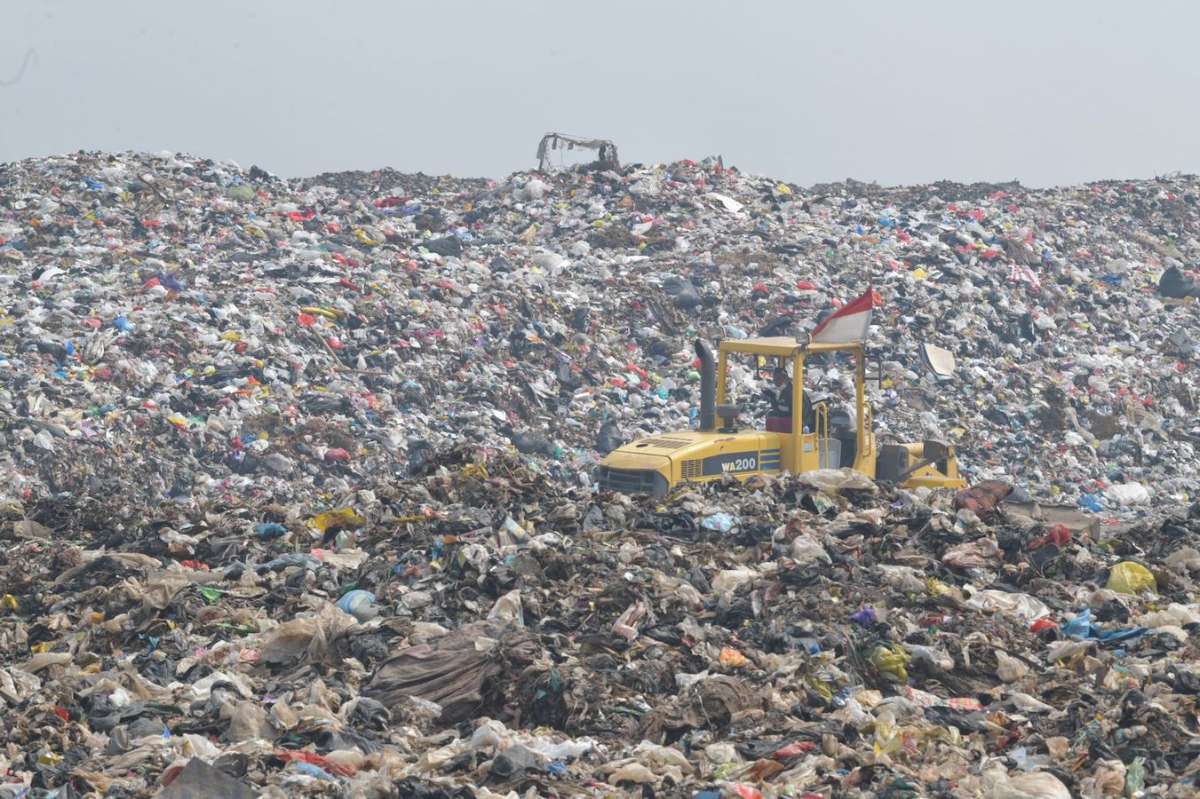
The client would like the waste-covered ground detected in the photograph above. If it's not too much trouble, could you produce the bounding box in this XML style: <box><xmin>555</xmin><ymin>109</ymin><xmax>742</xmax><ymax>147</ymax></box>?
<box><xmin>2</xmin><ymin>151</ymin><xmax>1200</xmax><ymax>796</ymax></box>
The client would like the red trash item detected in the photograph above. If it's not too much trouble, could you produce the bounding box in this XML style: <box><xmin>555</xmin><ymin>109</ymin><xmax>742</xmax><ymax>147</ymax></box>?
<box><xmin>159</xmin><ymin>762</ymin><xmax>186</xmax><ymax>788</ymax></box>
<box><xmin>773</xmin><ymin>740</ymin><xmax>817</xmax><ymax>759</ymax></box>
<box><xmin>1030</xmin><ymin>618</ymin><xmax>1058</xmax><ymax>633</ymax></box>
<box><xmin>273</xmin><ymin>750</ymin><xmax>356</xmax><ymax>777</ymax></box>
<box><xmin>324</xmin><ymin>448</ymin><xmax>351</xmax><ymax>463</ymax></box>
<box><xmin>953</xmin><ymin>480</ymin><xmax>1013</xmax><ymax>520</ymax></box>
<box><xmin>1029</xmin><ymin>524</ymin><xmax>1071</xmax><ymax>550</ymax></box>
<box><xmin>948</xmin><ymin>697</ymin><xmax>983</xmax><ymax>712</ymax></box>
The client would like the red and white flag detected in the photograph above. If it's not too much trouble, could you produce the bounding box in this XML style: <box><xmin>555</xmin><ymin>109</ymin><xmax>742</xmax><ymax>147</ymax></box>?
<box><xmin>810</xmin><ymin>286</ymin><xmax>880</xmax><ymax>344</ymax></box>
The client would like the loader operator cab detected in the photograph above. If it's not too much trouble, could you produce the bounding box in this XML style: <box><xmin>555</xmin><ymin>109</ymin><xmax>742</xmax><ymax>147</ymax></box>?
<box><xmin>763</xmin><ymin>362</ymin><xmax>851</xmax><ymax>441</ymax></box>
<box><xmin>717</xmin><ymin>338</ymin><xmax>870</xmax><ymax>472</ymax></box>
<box><xmin>596</xmin><ymin>336</ymin><xmax>965</xmax><ymax>496</ymax></box>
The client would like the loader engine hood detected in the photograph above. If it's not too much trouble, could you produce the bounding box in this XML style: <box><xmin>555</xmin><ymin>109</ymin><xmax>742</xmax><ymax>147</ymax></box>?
<box><xmin>604</xmin><ymin>432</ymin><xmax>725</xmax><ymax>465</ymax></box>
<box><xmin>596</xmin><ymin>433</ymin><xmax>703</xmax><ymax>496</ymax></box>
<box><xmin>596</xmin><ymin>455</ymin><xmax>671</xmax><ymax>495</ymax></box>
<box><xmin>597</xmin><ymin>431</ymin><xmax>776</xmax><ymax>496</ymax></box>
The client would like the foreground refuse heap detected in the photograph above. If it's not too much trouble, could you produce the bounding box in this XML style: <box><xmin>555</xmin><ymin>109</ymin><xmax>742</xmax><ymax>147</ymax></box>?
<box><xmin>1</xmin><ymin>151</ymin><xmax>1200</xmax><ymax>795</ymax></box>
<box><xmin>4</xmin><ymin>453</ymin><xmax>1200</xmax><ymax>797</ymax></box>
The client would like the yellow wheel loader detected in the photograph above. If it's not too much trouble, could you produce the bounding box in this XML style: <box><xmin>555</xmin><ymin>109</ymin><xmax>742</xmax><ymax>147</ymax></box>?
<box><xmin>597</xmin><ymin>337</ymin><xmax>965</xmax><ymax>496</ymax></box>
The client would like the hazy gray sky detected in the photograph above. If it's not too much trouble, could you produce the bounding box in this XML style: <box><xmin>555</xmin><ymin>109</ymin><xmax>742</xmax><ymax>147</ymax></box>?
<box><xmin>2</xmin><ymin>1</ymin><xmax>1197</xmax><ymax>187</ymax></box>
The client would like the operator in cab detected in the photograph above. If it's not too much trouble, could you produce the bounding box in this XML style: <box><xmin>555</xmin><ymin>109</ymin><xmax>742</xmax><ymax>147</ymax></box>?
<box><xmin>765</xmin><ymin>366</ymin><xmax>793</xmax><ymax>432</ymax></box>
<box><xmin>764</xmin><ymin>364</ymin><xmax>815</xmax><ymax>434</ymax></box>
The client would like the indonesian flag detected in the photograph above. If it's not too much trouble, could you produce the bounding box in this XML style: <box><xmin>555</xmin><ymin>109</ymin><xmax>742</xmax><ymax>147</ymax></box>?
<box><xmin>810</xmin><ymin>286</ymin><xmax>881</xmax><ymax>343</ymax></box>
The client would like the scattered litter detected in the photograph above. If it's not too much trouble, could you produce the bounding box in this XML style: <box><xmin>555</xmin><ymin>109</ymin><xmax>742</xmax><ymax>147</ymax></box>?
<box><xmin>2</xmin><ymin>150</ymin><xmax>1200</xmax><ymax>795</ymax></box>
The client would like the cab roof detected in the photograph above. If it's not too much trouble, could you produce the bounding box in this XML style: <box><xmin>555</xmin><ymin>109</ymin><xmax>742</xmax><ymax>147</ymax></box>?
<box><xmin>717</xmin><ymin>337</ymin><xmax>864</xmax><ymax>357</ymax></box>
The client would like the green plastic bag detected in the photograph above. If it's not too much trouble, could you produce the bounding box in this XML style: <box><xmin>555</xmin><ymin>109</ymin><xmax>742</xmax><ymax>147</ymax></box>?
<box><xmin>1125</xmin><ymin>756</ymin><xmax>1145</xmax><ymax>795</ymax></box>
<box><xmin>1107</xmin><ymin>562</ymin><xmax>1155</xmax><ymax>595</ymax></box>
<box><xmin>871</xmin><ymin>644</ymin><xmax>911</xmax><ymax>682</ymax></box>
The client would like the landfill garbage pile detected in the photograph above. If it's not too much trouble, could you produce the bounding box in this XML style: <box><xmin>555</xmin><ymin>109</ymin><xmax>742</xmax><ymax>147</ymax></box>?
<box><xmin>2</xmin><ymin>150</ymin><xmax>1200</xmax><ymax>796</ymax></box>
<box><xmin>3</xmin><ymin>449</ymin><xmax>1200</xmax><ymax>797</ymax></box>
<box><xmin>3</xmin><ymin>152</ymin><xmax>1200</xmax><ymax>512</ymax></box>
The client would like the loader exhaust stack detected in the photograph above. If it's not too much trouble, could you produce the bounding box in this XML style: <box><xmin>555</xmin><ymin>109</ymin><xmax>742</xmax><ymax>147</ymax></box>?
<box><xmin>695</xmin><ymin>339</ymin><xmax>716</xmax><ymax>432</ymax></box>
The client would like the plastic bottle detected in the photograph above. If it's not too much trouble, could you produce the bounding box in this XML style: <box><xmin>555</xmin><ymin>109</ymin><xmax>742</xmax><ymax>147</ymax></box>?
<box><xmin>337</xmin><ymin>590</ymin><xmax>377</xmax><ymax>621</ymax></box>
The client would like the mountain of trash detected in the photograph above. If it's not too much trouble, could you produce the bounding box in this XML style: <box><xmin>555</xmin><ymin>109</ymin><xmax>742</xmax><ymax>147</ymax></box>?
<box><xmin>1</xmin><ymin>151</ymin><xmax>1200</xmax><ymax>797</ymax></box>
<box><xmin>3</xmin><ymin>152</ymin><xmax>1200</xmax><ymax>512</ymax></box>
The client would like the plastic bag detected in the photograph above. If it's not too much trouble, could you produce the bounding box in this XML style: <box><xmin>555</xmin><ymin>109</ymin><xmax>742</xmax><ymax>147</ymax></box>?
<box><xmin>871</xmin><ymin>644</ymin><xmax>911</xmax><ymax>683</ymax></box>
<box><xmin>701</xmin><ymin>512</ymin><xmax>737</xmax><ymax>532</ymax></box>
<box><xmin>1104</xmin><ymin>482</ymin><xmax>1151</xmax><ymax>506</ymax></box>
<box><xmin>1106</xmin><ymin>561</ymin><xmax>1156</xmax><ymax>595</ymax></box>
<box><xmin>309</xmin><ymin>507</ymin><xmax>365</xmax><ymax>534</ymax></box>
<box><xmin>798</xmin><ymin>468</ymin><xmax>878</xmax><ymax>495</ymax></box>
<box><xmin>872</xmin><ymin>708</ymin><xmax>901</xmax><ymax>756</ymax></box>
<box><xmin>1087</xmin><ymin>759</ymin><xmax>1126</xmax><ymax>796</ymax></box>
<box><xmin>790</xmin><ymin>533</ymin><xmax>831</xmax><ymax>565</ymax></box>
<box><xmin>487</xmin><ymin>589</ymin><xmax>525</xmax><ymax>627</ymax></box>
<box><xmin>336</xmin><ymin>589</ymin><xmax>377</xmax><ymax>621</ymax></box>
<box><xmin>718</xmin><ymin>647</ymin><xmax>749</xmax><ymax>669</ymax></box>
<box><xmin>1062</xmin><ymin>608</ymin><xmax>1095</xmax><ymax>639</ymax></box>
<box><xmin>982</xmin><ymin>763</ymin><xmax>1071</xmax><ymax>799</ymax></box>
<box><xmin>995</xmin><ymin>651</ymin><xmax>1029</xmax><ymax>683</ymax></box>
<box><xmin>965</xmin><ymin>589</ymin><xmax>1051</xmax><ymax>623</ymax></box>
<box><xmin>1125</xmin><ymin>756</ymin><xmax>1146</xmax><ymax>795</ymax></box>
